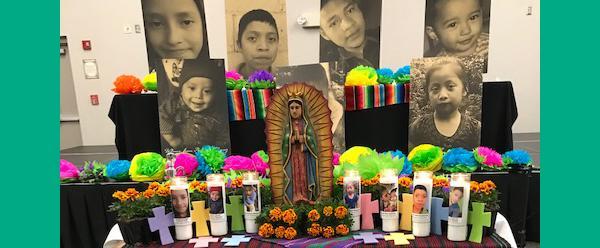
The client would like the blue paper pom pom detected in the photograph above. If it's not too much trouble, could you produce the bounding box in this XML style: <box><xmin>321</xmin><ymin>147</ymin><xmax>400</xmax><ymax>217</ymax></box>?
<box><xmin>195</xmin><ymin>150</ymin><xmax>213</xmax><ymax>176</ymax></box>
<box><xmin>395</xmin><ymin>65</ymin><xmax>410</xmax><ymax>76</ymax></box>
<box><xmin>442</xmin><ymin>148</ymin><xmax>478</xmax><ymax>173</ymax></box>
<box><xmin>105</xmin><ymin>160</ymin><xmax>131</xmax><ymax>180</ymax></box>
<box><xmin>387</xmin><ymin>150</ymin><xmax>412</xmax><ymax>175</ymax></box>
<box><xmin>502</xmin><ymin>150</ymin><xmax>532</xmax><ymax>166</ymax></box>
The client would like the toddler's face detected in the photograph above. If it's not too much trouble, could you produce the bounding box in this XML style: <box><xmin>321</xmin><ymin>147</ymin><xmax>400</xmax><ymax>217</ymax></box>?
<box><xmin>427</xmin><ymin>64</ymin><xmax>466</xmax><ymax>116</ymax></box>
<box><xmin>451</xmin><ymin>189</ymin><xmax>463</xmax><ymax>202</ymax></box>
<box><xmin>210</xmin><ymin>191</ymin><xmax>220</xmax><ymax>201</ymax></box>
<box><xmin>245</xmin><ymin>188</ymin><xmax>253</xmax><ymax>196</ymax></box>
<box><xmin>181</xmin><ymin>77</ymin><xmax>214</xmax><ymax>112</ymax></box>
<box><xmin>432</xmin><ymin>0</ymin><xmax>482</xmax><ymax>56</ymax></box>
<box><xmin>239</xmin><ymin>21</ymin><xmax>279</xmax><ymax>71</ymax></box>
<box><xmin>346</xmin><ymin>184</ymin><xmax>355</xmax><ymax>194</ymax></box>
<box><xmin>143</xmin><ymin>0</ymin><xmax>204</xmax><ymax>59</ymax></box>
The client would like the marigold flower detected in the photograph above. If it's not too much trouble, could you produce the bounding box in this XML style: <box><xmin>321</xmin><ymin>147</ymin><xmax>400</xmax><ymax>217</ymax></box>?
<box><xmin>323</xmin><ymin>206</ymin><xmax>333</xmax><ymax>217</ymax></box>
<box><xmin>282</xmin><ymin>209</ymin><xmax>298</xmax><ymax>225</ymax></box>
<box><xmin>156</xmin><ymin>186</ymin><xmax>170</xmax><ymax>196</ymax></box>
<box><xmin>482</xmin><ymin>180</ymin><xmax>496</xmax><ymax>190</ymax></box>
<box><xmin>308</xmin><ymin>209</ymin><xmax>320</xmax><ymax>222</ymax></box>
<box><xmin>112</xmin><ymin>191</ymin><xmax>128</xmax><ymax>202</ymax></box>
<box><xmin>125</xmin><ymin>188</ymin><xmax>139</xmax><ymax>197</ymax></box>
<box><xmin>143</xmin><ymin>189</ymin><xmax>155</xmax><ymax>198</ymax></box>
<box><xmin>335</xmin><ymin>206</ymin><xmax>348</xmax><ymax>219</ymax></box>
<box><xmin>398</xmin><ymin>177</ymin><xmax>412</xmax><ymax>188</ymax></box>
<box><xmin>307</xmin><ymin>223</ymin><xmax>322</xmax><ymax>236</ymax></box>
<box><xmin>336</xmin><ymin>176</ymin><xmax>344</xmax><ymax>186</ymax></box>
<box><xmin>274</xmin><ymin>226</ymin><xmax>285</xmax><ymax>239</ymax></box>
<box><xmin>197</xmin><ymin>182</ymin><xmax>207</xmax><ymax>193</ymax></box>
<box><xmin>258</xmin><ymin>223</ymin><xmax>274</xmax><ymax>238</ymax></box>
<box><xmin>470</xmin><ymin>181</ymin><xmax>479</xmax><ymax>193</ymax></box>
<box><xmin>148</xmin><ymin>182</ymin><xmax>160</xmax><ymax>191</ymax></box>
<box><xmin>269</xmin><ymin>207</ymin><xmax>282</xmax><ymax>222</ymax></box>
<box><xmin>322</xmin><ymin>226</ymin><xmax>335</xmax><ymax>238</ymax></box>
<box><xmin>189</xmin><ymin>180</ymin><xmax>200</xmax><ymax>190</ymax></box>
<box><xmin>335</xmin><ymin>224</ymin><xmax>349</xmax><ymax>235</ymax></box>
<box><xmin>284</xmin><ymin>227</ymin><xmax>297</xmax><ymax>240</ymax></box>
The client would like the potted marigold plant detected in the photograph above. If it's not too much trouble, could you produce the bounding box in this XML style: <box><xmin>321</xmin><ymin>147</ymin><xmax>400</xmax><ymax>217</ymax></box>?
<box><xmin>256</xmin><ymin>205</ymin><xmax>302</xmax><ymax>240</ymax></box>
<box><xmin>470</xmin><ymin>180</ymin><xmax>501</xmax><ymax>236</ymax></box>
<box><xmin>303</xmin><ymin>200</ymin><xmax>352</xmax><ymax>239</ymax></box>
<box><xmin>108</xmin><ymin>182</ymin><xmax>170</xmax><ymax>245</ymax></box>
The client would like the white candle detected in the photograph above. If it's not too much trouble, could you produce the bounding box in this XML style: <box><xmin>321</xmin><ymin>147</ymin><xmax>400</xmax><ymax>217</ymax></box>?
<box><xmin>206</xmin><ymin>174</ymin><xmax>228</xmax><ymax>236</ymax></box>
<box><xmin>379</xmin><ymin>169</ymin><xmax>399</xmax><ymax>232</ymax></box>
<box><xmin>242</xmin><ymin>172</ymin><xmax>261</xmax><ymax>233</ymax></box>
<box><xmin>447</xmin><ymin>173</ymin><xmax>471</xmax><ymax>241</ymax></box>
<box><xmin>343</xmin><ymin>170</ymin><xmax>361</xmax><ymax>231</ymax></box>
<box><xmin>412</xmin><ymin>171</ymin><xmax>433</xmax><ymax>237</ymax></box>
<box><xmin>170</xmin><ymin>176</ymin><xmax>193</xmax><ymax>240</ymax></box>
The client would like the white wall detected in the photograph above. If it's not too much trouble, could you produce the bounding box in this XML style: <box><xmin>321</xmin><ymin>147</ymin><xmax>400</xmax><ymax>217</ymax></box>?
<box><xmin>62</xmin><ymin>0</ymin><xmax>539</xmax><ymax>146</ymax></box>
<box><xmin>60</xmin><ymin>0</ymin><xmax>149</xmax><ymax>145</ymax></box>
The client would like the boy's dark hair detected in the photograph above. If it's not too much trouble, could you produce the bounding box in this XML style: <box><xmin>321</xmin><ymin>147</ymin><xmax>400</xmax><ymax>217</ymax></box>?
<box><xmin>423</xmin><ymin>59</ymin><xmax>468</xmax><ymax>99</ymax></box>
<box><xmin>414</xmin><ymin>184</ymin><xmax>428</xmax><ymax>193</ymax></box>
<box><xmin>237</xmin><ymin>9</ymin><xmax>278</xmax><ymax>46</ymax></box>
<box><xmin>178</xmin><ymin>59</ymin><xmax>219</xmax><ymax>86</ymax></box>
<box><xmin>320</xmin><ymin>0</ymin><xmax>359</xmax><ymax>9</ymax></box>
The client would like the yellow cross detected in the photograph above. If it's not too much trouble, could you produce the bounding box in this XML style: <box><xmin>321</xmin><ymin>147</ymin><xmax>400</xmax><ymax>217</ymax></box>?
<box><xmin>191</xmin><ymin>201</ymin><xmax>210</xmax><ymax>237</ymax></box>
<box><xmin>384</xmin><ymin>232</ymin><xmax>415</xmax><ymax>245</ymax></box>
<box><xmin>398</xmin><ymin>193</ymin><xmax>413</xmax><ymax>231</ymax></box>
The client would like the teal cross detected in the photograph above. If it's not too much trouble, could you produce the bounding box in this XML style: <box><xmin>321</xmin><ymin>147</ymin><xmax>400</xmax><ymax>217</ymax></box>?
<box><xmin>430</xmin><ymin>197</ymin><xmax>449</xmax><ymax>235</ymax></box>
<box><xmin>221</xmin><ymin>235</ymin><xmax>251</xmax><ymax>246</ymax></box>
<box><xmin>225</xmin><ymin>195</ymin><xmax>245</xmax><ymax>231</ymax></box>
<box><xmin>468</xmin><ymin>202</ymin><xmax>492</xmax><ymax>243</ymax></box>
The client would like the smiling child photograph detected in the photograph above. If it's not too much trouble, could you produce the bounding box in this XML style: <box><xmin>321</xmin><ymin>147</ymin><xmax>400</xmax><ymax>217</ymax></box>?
<box><xmin>224</xmin><ymin>0</ymin><xmax>289</xmax><ymax>78</ymax></box>
<box><xmin>424</xmin><ymin>0</ymin><xmax>491</xmax><ymax>72</ymax></box>
<box><xmin>409</xmin><ymin>56</ymin><xmax>483</xmax><ymax>151</ymax></box>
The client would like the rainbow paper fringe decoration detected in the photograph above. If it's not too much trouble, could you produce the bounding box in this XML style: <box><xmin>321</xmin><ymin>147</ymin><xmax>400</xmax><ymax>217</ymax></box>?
<box><xmin>344</xmin><ymin>84</ymin><xmax>406</xmax><ymax>111</ymax></box>
<box><xmin>227</xmin><ymin>89</ymin><xmax>273</xmax><ymax>121</ymax></box>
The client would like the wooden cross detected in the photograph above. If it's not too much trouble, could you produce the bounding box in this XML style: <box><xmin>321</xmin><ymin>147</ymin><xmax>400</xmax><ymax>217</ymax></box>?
<box><xmin>384</xmin><ymin>232</ymin><xmax>415</xmax><ymax>245</ymax></box>
<box><xmin>430</xmin><ymin>197</ymin><xmax>449</xmax><ymax>235</ymax></box>
<box><xmin>468</xmin><ymin>202</ymin><xmax>492</xmax><ymax>243</ymax></box>
<box><xmin>225</xmin><ymin>195</ymin><xmax>245</xmax><ymax>231</ymax></box>
<box><xmin>191</xmin><ymin>201</ymin><xmax>210</xmax><ymax>237</ymax></box>
<box><xmin>147</xmin><ymin>206</ymin><xmax>174</xmax><ymax>245</ymax></box>
<box><xmin>360</xmin><ymin>193</ymin><xmax>379</xmax><ymax>229</ymax></box>
<box><xmin>398</xmin><ymin>193</ymin><xmax>413</xmax><ymax>231</ymax></box>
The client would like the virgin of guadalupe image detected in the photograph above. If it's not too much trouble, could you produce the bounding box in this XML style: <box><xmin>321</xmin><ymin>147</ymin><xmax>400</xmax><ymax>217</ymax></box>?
<box><xmin>265</xmin><ymin>83</ymin><xmax>334</xmax><ymax>205</ymax></box>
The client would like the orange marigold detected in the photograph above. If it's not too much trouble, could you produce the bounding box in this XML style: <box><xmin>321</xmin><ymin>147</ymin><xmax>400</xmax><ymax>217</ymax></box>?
<box><xmin>336</xmin><ymin>176</ymin><xmax>344</xmax><ymax>186</ymax></box>
<box><xmin>274</xmin><ymin>226</ymin><xmax>286</xmax><ymax>239</ymax></box>
<box><xmin>335</xmin><ymin>224</ymin><xmax>349</xmax><ymax>236</ymax></box>
<box><xmin>284</xmin><ymin>227</ymin><xmax>297</xmax><ymax>240</ymax></box>
<box><xmin>143</xmin><ymin>189</ymin><xmax>155</xmax><ymax>198</ymax></box>
<box><xmin>189</xmin><ymin>180</ymin><xmax>200</xmax><ymax>190</ymax></box>
<box><xmin>470</xmin><ymin>181</ymin><xmax>480</xmax><ymax>193</ymax></box>
<box><xmin>308</xmin><ymin>209</ymin><xmax>320</xmax><ymax>222</ymax></box>
<box><xmin>323</xmin><ymin>206</ymin><xmax>333</xmax><ymax>217</ymax></box>
<box><xmin>197</xmin><ymin>182</ymin><xmax>207</xmax><ymax>193</ymax></box>
<box><xmin>282</xmin><ymin>209</ymin><xmax>298</xmax><ymax>225</ymax></box>
<box><xmin>258</xmin><ymin>223</ymin><xmax>275</xmax><ymax>238</ymax></box>
<box><xmin>148</xmin><ymin>182</ymin><xmax>160</xmax><ymax>191</ymax></box>
<box><xmin>482</xmin><ymin>180</ymin><xmax>496</xmax><ymax>190</ymax></box>
<box><xmin>322</xmin><ymin>226</ymin><xmax>335</xmax><ymax>238</ymax></box>
<box><xmin>307</xmin><ymin>223</ymin><xmax>322</xmax><ymax>236</ymax></box>
<box><xmin>156</xmin><ymin>186</ymin><xmax>170</xmax><ymax>196</ymax></box>
<box><xmin>125</xmin><ymin>188</ymin><xmax>139</xmax><ymax>197</ymax></box>
<box><xmin>334</xmin><ymin>206</ymin><xmax>348</xmax><ymax>219</ymax></box>
<box><xmin>269</xmin><ymin>207</ymin><xmax>282</xmax><ymax>222</ymax></box>
<box><xmin>112</xmin><ymin>191</ymin><xmax>129</xmax><ymax>202</ymax></box>
<box><xmin>398</xmin><ymin>177</ymin><xmax>412</xmax><ymax>188</ymax></box>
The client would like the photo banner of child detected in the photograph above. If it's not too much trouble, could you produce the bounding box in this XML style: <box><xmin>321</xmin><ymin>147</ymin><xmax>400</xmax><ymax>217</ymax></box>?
<box><xmin>413</xmin><ymin>184</ymin><xmax>429</xmax><ymax>214</ymax></box>
<box><xmin>424</xmin><ymin>0</ymin><xmax>491</xmax><ymax>72</ymax></box>
<box><xmin>408</xmin><ymin>56</ymin><xmax>483</xmax><ymax>151</ymax></box>
<box><xmin>274</xmin><ymin>63</ymin><xmax>346</xmax><ymax>152</ymax></box>
<box><xmin>209</xmin><ymin>186</ymin><xmax>225</xmax><ymax>214</ymax></box>
<box><xmin>224</xmin><ymin>0</ymin><xmax>289</xmax><ymax>78</ymax></box>
<box><xmin>343</xmin><ymin>180</ymin><xmax>360</xmax><ymax>209</ymax></box>
<box><xmin>243</xmin><ymin>185</ymin><xmax>259</xmax><ymax>213</ymax></box>
<box><xmin>319</xmin><ymin>0</ymin><xmax>382</xmax><ymax>83</ymax></box>
<box><xmin>380</xmin><ymin>183</ymin><xmax>398</xmax><ymax>212</ymax></box>
<box><xmin>157</xmin><ymin>59</ymin><xmax>231</xmax><ymax>154</ymax></box>
<box><xmin>448</xmin><ymin>186</ymin><xmax>464</xmax><ymax>218</ymax></box>
<box><xmin>171</xmin><ymin>189</ymin><xmax>191</xmax><ymax>218</ymax></box>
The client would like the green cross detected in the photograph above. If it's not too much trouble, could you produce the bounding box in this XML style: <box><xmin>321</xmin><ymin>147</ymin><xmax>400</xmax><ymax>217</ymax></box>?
<box><xmin>226</xmin><ymin>195</ymin><xmax>245</xmax><ymax>231</ymax></box>
<box><xmin>467</xmin><ymin>202</ymin><xmax>492</xmax><ymax>243</ymax></box>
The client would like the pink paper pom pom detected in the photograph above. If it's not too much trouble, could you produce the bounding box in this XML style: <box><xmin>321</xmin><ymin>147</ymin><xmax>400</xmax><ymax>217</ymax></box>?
<box><xmin>174</xmin><ymin>153</ymin><xmax>199</xmax><ymax>176</ymax></box>
<box><xmin>476</xmin><ymin>147</ymin><xmax>503</xmax><ymax>167</ymax></box>
<box><xmin>332</xmin><ymin>152</ymin><xmax>341</xmax><ymax>166</ymax></box>
<box><xmin>225</xmin><ymin>70</ymin><xmax>243</xmax><ymax>80</ymax></box>
<box><xmin>223</xmin><ymin>155</ymin><xmax>254</xmax><ymax>172</ymax></box>
<box><xmin>60</xmin><ymin>159</ymin><xmax>80</xmax><ymax>180</ymax></box>
<box><xmin>251</xmin><ymin>152</ymin><xmax>269</xmax><ymax>176</ymax></box>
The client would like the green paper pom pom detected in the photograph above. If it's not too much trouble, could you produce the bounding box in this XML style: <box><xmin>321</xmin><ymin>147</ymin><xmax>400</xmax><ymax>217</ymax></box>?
<box><xmin>129</xmin><ymin>152</ymin><xmax>166</xmax><ymax>182</ymax></box>
<box><xmin>355</xmin><ymin>152</ymin><xmax>404</xmax><ymax>179</ymax></box>
<box><xmin>333</xmin><ymin>164</ymin><xmax>344</xmax><ymax>179</ymax></box>
<box><xmin>345</xmin><ymin>65</ymin><xmax>378</xmax><ymax>86</ymax></box>
<box><xmin>142</xmin><ymin>72</ymin><xmax>157</xmax><ymax>91</ymax></box>
<box><xmin>256</xmin><ymin>150</ymin><xmax>269</xmax><ymax>162</ymax></box>
<box><xmin>408</xmin><ymin>144</ymin><xmax>443</xmax><ymax>172</ymax></box>
<box><xmin>199</xmin><ymin>146</ymin><xmax>226</xmax><ymax>173</ymax></box>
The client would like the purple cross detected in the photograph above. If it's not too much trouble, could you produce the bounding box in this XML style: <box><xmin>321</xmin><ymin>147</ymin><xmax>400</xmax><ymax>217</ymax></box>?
<box><xmin>147</xmin><ymin>206</ymin><xmax>174</xmax><ymax>245</ymax></box>
<box><xmin>430</xmin><ymin>197</ymin><xmax>449</xmax><ymax>235</ymax></box>
<box><xmin>353</xmin><ymin>232</ymin><xmax>385</xmax><ymax>244</ymax></box>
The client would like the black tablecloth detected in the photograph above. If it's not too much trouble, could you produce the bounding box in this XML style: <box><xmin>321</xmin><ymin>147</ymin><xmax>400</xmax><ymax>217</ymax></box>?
<box><xmin>108</xmin><ymin>82</ymin><xmax>517</xmax><ymax>159</ymax></box>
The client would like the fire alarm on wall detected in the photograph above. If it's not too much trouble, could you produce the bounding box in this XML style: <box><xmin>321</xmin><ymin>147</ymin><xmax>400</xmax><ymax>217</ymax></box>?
<box><xmin>82</xmin><ymin>40</ymin><xmax>92</xmax><ymax>50</ymax></box>
<box><xmin>90</xmin><ymin>94</ymin><xmax>99</xmax><ymax>105</ymax></box>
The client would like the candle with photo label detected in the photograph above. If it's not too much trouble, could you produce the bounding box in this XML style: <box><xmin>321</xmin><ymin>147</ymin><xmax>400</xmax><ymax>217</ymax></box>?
<box><xmin>412</xmin><ymin>171</ymin><xmax>433</xmax><ymax>237</ymax></box>
<box><xmin>379</xmin><ymin>169</ymin><xmax>399</xmax><ymax>232</ymax></box>
<box><xmin>447</xmin><ymin>173</ymin><xmax>471</xmax><ymax>241</ymax></box>
<box><xmin>170</xmin><ymin>176</ymin><xmax>193</xmax><ymax>240</ymax></box>
<box><xmin>242</xmin><ymin>172</ymin><xmax>261</xmax><ymax>233</ymax></box>
<box><xmin>343</xmin><ymin>170</ymin><xmax>361</xmax><ymax>231</ymax></box>
<box><xmin>207</xmin><ymin>174</ymin><xmax>228</xmax><ymax>236</ymax></box>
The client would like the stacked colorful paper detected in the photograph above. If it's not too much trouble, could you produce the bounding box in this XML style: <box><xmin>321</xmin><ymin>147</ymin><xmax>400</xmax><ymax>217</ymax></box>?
<box><xmin>227</xmin><ymin>90</ymin><xmax>245</xmax><ymax>121</ymax></box>
<box><xmin>252</xmin><ymin>89</ymin><xmax>273</xmax><ymax>119</ymax></box>
<box><xmin>384</xmin><ymin>83</ymin><xmax>404</xmax><ymax>105</ymax></box>
<box><xmin>345</xmin><ymin>84</ymin><xmax>408</xmax><ymax>111</ymax></box>
<box><xmin>227</xmin><ymin>89</ymin><xmax>273</xmax><ymax>121</ymax></box>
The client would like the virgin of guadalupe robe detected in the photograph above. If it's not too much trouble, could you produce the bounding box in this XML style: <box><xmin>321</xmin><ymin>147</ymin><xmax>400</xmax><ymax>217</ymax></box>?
<box><xmin>282</xmin><ymin>115</ymin><xmax>319</xmax><ymax>203</ymax></box>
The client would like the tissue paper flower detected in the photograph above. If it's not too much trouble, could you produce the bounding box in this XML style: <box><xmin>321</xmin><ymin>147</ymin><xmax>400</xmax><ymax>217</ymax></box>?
<box><xmin>195</xmin><ymin>151</ymin><xmax>212</xmax><ymax>176</ymax></box>
<box><xmin>142</xmin><ymin>72</ymin><xmax>157</xmax><ymax>91</ymax></box>
<box><xmin>60</xmin><ymin>159</ymin><xmax>80</xmax><ymax>180</ymax></box>
<box><xmin>112</xmin><ymin>75</ymin><xmax>144</xmax><ymax>94</ymax></box>
<box><xmin>223</xmin><ymin>155</ymin><xmax>254</xmax><ymax>172</ymax></box>
<box><xmin>197</xmin><ymin>145</ymin><xmax>226</xmax><ymax>173</ymax></box>
<box><xmin>408</xmin><ymin>144</ymin><xmax>443</xmax><ymax>172</ymax></box>
<box><xmin>105</xmin><ymin>160</ymin><xmax>131</xmax><ymax>181</ymax></box>
<box><xmin>442</xmin><ymin>148</ymin><xmax>478</xmax><ymax>173</ymax></box>
<box><xmin>174</xmin><ymin>153</ymin><xmax>198</xmax><ymax>176</ymax></box>
<box><xmin>340</xmin><ymin>146</ymin><xmax>374</xmax><ymax>165</ymax></box>
<box><xmin>387</xmin><ymin>150</ymin><xmax>412</xmax><ymax>175</ymax></box>
<box><xmin>344</xmin><ymin>65</ymin><xmax>378</xmax><ymax>86</ymax></box>
<box><xmin>502</xmin><ymin>150</ymin><xmax>532</xmax><ymax>167</ymax></box>
<box><xmin>474</xmin><ymin>146</ymin><xmax>504</xmax><ymax>171</ymax></box>
<box><xmin>129</xmin><ymin>152</ymin><xmax>166</xmax><ymax>182</ymax></box>
<box><xmin>356</xmin><ymin>152</ymin><xmax>404</xmax><ymax>180</ymax></box>
<box><xmin>394</xmin><ymin>65</ymin><xmax>411</xmax><ymax>84</ymax></box>
<box><xmin>376</xmin><ymin>68</ymin><xmax>395</xmax><ymax>84</ymax></box>
<box><xmin>332</xmin><ymin>152</ymin><xmax>341</xmax><ymax>166</ymax></box>
<box><xmin>248</xmin><ymin>70</ymin><xmax>275</xmax><ymax>89</ymax></box>
<box><xmin>225</xmin><ymin>70</ymin><xmax>243</xmax><ymax>80</ymax></box>
<box><xmin>251</xmin><ymin>150</ymin><xmax>269</xmax><ymax>176</ymax></box>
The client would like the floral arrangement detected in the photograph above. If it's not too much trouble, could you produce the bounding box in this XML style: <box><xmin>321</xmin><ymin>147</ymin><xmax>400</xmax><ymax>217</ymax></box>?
<box><xmin>304</xmin><ymin>201</ymin><xmax>351</xmax><ymax>238</ymax></box>
<box><xmin>108</xmin><ymin>182</ymin><xmax>171</xmax><ymax>222</ymax></box>
<box><xmin>502</xmin><ymin>150</ymin><xmax>532</xmax><ymax>168</ymax></box>
<box><xmin>141</xmin><ymin>72</ymin><xmax>157</xmax><ymax>91</ymax></box>
<box><xmin>473</xmin><ymin>146</ymin><xmax>504</xmax><ymax>171</ymax></box>
<box><xmin>344</xmin><ymin>65</ymin><xmax>378</xmax><ymax>86</ymax></box>
<box><xmin>394</xmin><ymin>65</ymin><xmax>411</xmax><ymax>84</ymax></box>
<box><xmin>376</xmin><ymin>68</ymin><xmax>395</xmax><ymax>84</ymax></box>
<box><xmin>398</xmin><ymin>175</ymin><xmax>412</xmax><ymax>195</ymax></box>
<box><xmin>174</xmin><ymin>152</ymin><xmax>199</xmax><ymax>177</ymax></box>
<box><xmin>129</xmin><ymin>152</ymin><xmax>166</xmax><ymax>182</ymax></box>
<box><xmin>60</xmin><ymin>159</ymin><xmax>80</xmax><ymax>182</ymax></box>
<box><xmin>470</xmin><ymin>180</ymin><xmax>500</xmax><ymax>212</ymax></box>
<box><xmin>387</xmin><ymin>150</ymin><xmax>412</xmax><ymax>176</ymax></box>
<box><xmin>432</xmin><ymin>175</ymin><xmax>450</xmax><ymax>203</ymax></box>
<box><xmin>225</xmin><ymin>70</ymin><xmax>248</xmax><ymax>90</ymax></box>
<box><xmin>442</xmin><ymin>148</ymin><xmax>478</xmax><ymax>173</ymax></box>
<box><xmin>247</xmin><ymin>70</ymin><xmax>276</xmax><ymax>89</ymax></box>
<box><xmin>193</xmin><ymin>146</ymin><xmax>227</xmax><ymax>179</ymax></box>
<box><xmin>257</xmin><ymin>205</ymin><xmax>300</xmax><ymax>239</ymax></box>
<box><xmin>408</xmin><ymin>144</ymin><xmax>443</xmax><ymax>172</ymax></box>
<box><xmin>222</xmin><ymin>150</ymin><xmax>269</xmax><ymax>176</ymax></box>
<box><xmin>105</xmin><ymin>160</ymin><xmax>131</xmax><ymax>181</ymax></box>
<box><xmin>78</xmin><ymin>161</ymin><xmax>107</xmax><ymax>184</ymax></box>
<box><xmin>112</xmin><ymin>75</ymin><xmax>145</xmax><ymax>94</ymax></box>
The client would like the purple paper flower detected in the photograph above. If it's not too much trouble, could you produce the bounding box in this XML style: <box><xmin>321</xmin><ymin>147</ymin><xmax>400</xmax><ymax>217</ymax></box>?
<box><xmin>60</xmin><ymin>159</ymin><xmax>80</xmax><ymax>180</ymax></box>
<box><xmin>248</xmin><ymin>70</ymin><xmax>274</xmax><ymax>83</ymax></box>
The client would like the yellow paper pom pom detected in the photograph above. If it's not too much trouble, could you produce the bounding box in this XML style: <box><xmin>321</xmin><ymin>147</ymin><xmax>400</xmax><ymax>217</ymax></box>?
<box><xmin>129</xmin><ymin>152</ymin><xmax>166</xmax><ymax>182</ymax></box>
<box><xmin>344</xmin><ymin>65</ymin><xmax>378</xmax><ymax>86</ymax></box>
<box><xmin>340</xmin><ymin>146</ymin><xmax>374</xmax><ymax>165</ymax></box>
